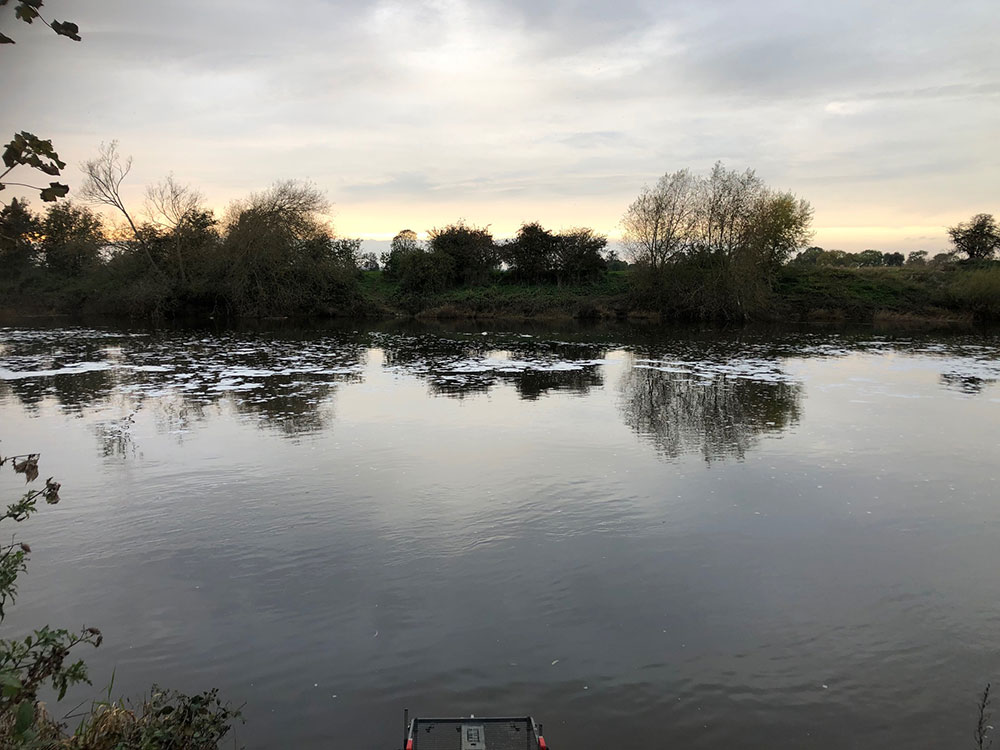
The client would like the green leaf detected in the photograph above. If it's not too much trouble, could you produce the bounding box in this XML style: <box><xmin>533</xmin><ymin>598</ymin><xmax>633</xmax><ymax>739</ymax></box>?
<box><xmin>14</xmin><ymin>700</ymin><xmax>33</xmax><ymax>736</ymax></box>
<box><xmin>0</xmin><ymin>672</ymin><xmax>22</xmax><ymax>689</ymax></box>
<box><xmin>39</xmin><ymin>182</ymin><xmax>69</xmax><ymax>202</ymax></box>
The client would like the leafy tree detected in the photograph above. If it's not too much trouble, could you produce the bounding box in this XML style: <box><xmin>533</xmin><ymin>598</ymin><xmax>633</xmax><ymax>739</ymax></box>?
<box><xmin>219</xmin><ymin>180</ymin><xmax>358</xmax><ymax>316</ymax></box>
<box><xmin>790</xmin><ymin>246</ymin><xmax>825</xmax><ymax>265</ymax></box>
<box><xmin>906</xmin><ymin>250</ymin><xmax>928</xmax><ymax>266</ymax></box>
<box><xmin>0</xmin><ymin>197</ymin><xmax>40</xmax><ymax>277</ymax></box>
<box><xmin>882</xmin><ymin>251</ymin><xmax>905</xmax><ymax>267</ymax></box>
<box><xmin>382</xmin><ymin>229</ymin><xmax>421</xmax><ymax>279</ymax></box>
<box><xmin>503</xmin><ymin>222</ymin><xmax>557</xmax><ymax>283</ymax></box>
<box><xmin>427</xmin><ymin>221</ymin><xmax>497</xmax><ymax>286</ymax></box>
<box><xmin>553</xmin><ymin>227</ymin><xmax>607</xmax><ymax>284</ymax></box>
<box><xmin>930</xmin><ymin>251</ymin><xmax>957</xmax><ymax>267</ymax></box>
<box><xmin>39</xmin><ymin>201</ymin><xmax>105</xmax><ymax>277</ymax></box>
<box><xmin>856</xmin><ymin>249</ymin><xmax>884</xmax><ymax>267</ymax></box>
<box><xmin>948</xmin><ymin>213</ymin><xmax>999</xmax><ymax>260</ymax></box>
<box><xmin>396</xmin><ymin>249</ymin><xmax>454</xmax><ymax>296</ymax></box>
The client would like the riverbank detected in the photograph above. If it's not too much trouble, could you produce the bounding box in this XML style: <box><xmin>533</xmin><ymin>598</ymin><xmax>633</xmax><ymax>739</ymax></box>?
<box><xmin>2</xmin><ymin>264</ymin><xmax>997</xmax><ymax>327</ymax></box>
<box><xmin>355</xmin><ymin>265</ymin><xmax>996</xmax><ymax>326</ymax></box>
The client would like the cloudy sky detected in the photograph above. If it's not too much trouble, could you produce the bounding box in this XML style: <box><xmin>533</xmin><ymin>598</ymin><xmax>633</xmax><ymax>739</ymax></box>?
<box><xmin>4</xmin><ymin>0</ymin><xmax>998</xmax><ymax>251</ymax></box>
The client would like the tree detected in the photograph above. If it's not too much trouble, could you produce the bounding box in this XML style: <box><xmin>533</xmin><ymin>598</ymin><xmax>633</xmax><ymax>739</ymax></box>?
<box><xmin>39</xmin><ymin>201</ymin><xmax>105</xmax><ymax>277</ymax></box>
<box><xmin>553</xmin><ymin>227</ymin><xmax>607</xmax><ymax>284</ymax></box>
<box><xmin>220</xmin><ymin>180</ymin><xmax>358</xmax><ymax>316</ymax></box>
<box><xmin>746</xmin><ymin>190</ymin><xmax>814</xmax><ymax>273</ymax></box>
<box><xmin>906</xmin><ymin>250</ymin><xmax>928</xmax><ymax>266</ymax></box>
<box><xmin>503</xmin><ymin>222</ymin><xmax>557</xmax><ymax>283</ymax></box>
<box><xmin>882</xmin><ymin>251</ymin><xmax>905</xmax><ymax>267</ymax></box>
<box><xmin>621</xmin><ymin>169</ymin><xmax>698</xmax><ymax>270</ymax></box>
<box><xmin>948</xmin><ymin>213</ymin><xmax>999</xmax><ymax>260</ymax></box>
<box><xmin>856</xmin><ymin>249</ymin><xmax>884</xmax><ymax>267</ymax></box>
<box><xmin>80</xmin><ymin>141</ymin><xmax>165</xmax><ymax>276</ymax></box>
<box><xmin>426</xmin><ymin>221</ymin><xmax>497</xmax><ymax>286</ymax></box>
<box><xmin>382</xmin><ymin>229</ymin><xmax>421</xmax><ymax>279</ymax></box>
<box><xmin>622</xmin><ymin>163</ymin><xmax>812</xmax><ymax>320</ymax></box>
<box><xmin>790</xmin><ymin>246</ymin><xmax>825</xmax><ymax>265</ymax></box>
<box><xmin>0</xmin><ymin>197</ymin><xmax>40</xmax><ymax>276</ymax></box>
<box><xmin>1</xmin><ymin>2</ymin><xmax>80</xmax><ymax>204</ymax></box>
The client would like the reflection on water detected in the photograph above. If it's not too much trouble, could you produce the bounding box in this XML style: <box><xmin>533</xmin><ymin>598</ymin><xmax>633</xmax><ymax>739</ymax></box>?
<box><xmin>618</xmin><ymin>354</ymin><xmax>802</xmax><ymax>461</ymax></box>
<box><xmin>2</xmin><ymin>322</ymin><xmax>1000</xmax><ymax>750</ymax></box>
<box><xmin>2</xmin><ymin>325</ymin><xmax>999</xmax><ymax>458</ymax></box>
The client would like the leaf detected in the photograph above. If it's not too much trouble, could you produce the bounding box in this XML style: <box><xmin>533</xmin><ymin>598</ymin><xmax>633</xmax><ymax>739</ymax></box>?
<box><xmin>39</xmin><ymin>182</ymin><xmax>69</xmax><ymax>202</ymax></box>
<box><xmin>15</xmin><ymin>4</ymin><xmax>37</xmax><ymax>22</ymax></box>
<box><xmin>51</xmin><ymin>20</ymin><xmax>80</xmax><ymax>41</ymax></box>
<box><xmin>14</xmin><ymin>700</ymin><xmax>33</xmax><ymax>736</ymax></box>
<box><xmin>0</xmin><ymin>672</ymin><xmax>23</xmax><ymax>690</ymax></box>
<box><xmin>12</xmin><ymin>455</ymin><xmax>39</xmax><ymax>482</ymax></box>
<box><xmin>0</xmin><ymin>32</ymin><xmax>14</xmax><ymax>44</ymax></box>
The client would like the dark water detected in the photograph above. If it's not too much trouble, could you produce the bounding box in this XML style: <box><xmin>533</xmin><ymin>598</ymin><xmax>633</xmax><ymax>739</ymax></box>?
<box><xmin>1</xmin><ymin>321</ymin><xmax>999</xmax><ymax>749</ymax></box>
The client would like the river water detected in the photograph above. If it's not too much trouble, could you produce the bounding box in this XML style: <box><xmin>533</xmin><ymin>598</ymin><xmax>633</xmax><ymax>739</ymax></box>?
<box><xmin>1</xmin><ymin>321</ymin><xmax>999</xmax><ymax>749</ymax></box>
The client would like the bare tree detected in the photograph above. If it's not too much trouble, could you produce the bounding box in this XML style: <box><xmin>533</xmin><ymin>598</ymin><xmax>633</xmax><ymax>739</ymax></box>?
<box><xmin>144</xmin><ymin>174</ymin><xmax>204</xmax><ymax>231</ymax></box>
<box><xmin>622</xmin><ymin>169</ymin><xmax>698</xmax><ymax>270</ymax></box>
<box><xmin>79</xmin><ymin>141</ymin><xmax>137</xmax><ymax>234</ymax></box>
<box><xmin>143</xmin><ymin>174</ymin><xmax>209</xmax><ymax>285</ymax></box>
<box><xmin>79</xmin><ymin>141</ymin><xmax>161</xmax><ymax>274</ymax></box>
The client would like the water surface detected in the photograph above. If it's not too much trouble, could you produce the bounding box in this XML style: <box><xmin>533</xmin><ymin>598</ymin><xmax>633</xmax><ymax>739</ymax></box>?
<box><xmin>1</xmin><ymin>321</ymin><xmax>998</xmax><ymax>749</ymax></box>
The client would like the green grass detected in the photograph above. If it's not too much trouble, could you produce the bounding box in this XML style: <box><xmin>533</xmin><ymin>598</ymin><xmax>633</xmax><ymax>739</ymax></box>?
<box><xmin>359</xmin><ymin>271</ymin><xmax>631</xmax><ymax>319</ymax></box>
<box><xmin>775</xmin><ymin>265</ymin><xmax>959</xmax><ymax>318</ymax></box>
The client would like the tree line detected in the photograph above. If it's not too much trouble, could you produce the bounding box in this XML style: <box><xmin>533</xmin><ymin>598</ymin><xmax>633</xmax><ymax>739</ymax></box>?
<box><xmin>1</xmin><ymin>149</ymin><xmax>997</xmax><ymax>321</ymax></box>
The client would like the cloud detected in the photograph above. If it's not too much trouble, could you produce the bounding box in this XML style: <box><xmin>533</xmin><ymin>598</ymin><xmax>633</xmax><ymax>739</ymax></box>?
<box><xmin>2</xmin><ymin>0</ymin><xmax>997</xmax><ymax>249</ymax></box>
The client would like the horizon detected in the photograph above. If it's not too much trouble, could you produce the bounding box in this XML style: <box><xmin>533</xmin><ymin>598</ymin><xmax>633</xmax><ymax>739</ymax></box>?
<box><xmin>3</xmin><ymin>0</ymin><xmax>997</xmax><ymax>254</ymax></box>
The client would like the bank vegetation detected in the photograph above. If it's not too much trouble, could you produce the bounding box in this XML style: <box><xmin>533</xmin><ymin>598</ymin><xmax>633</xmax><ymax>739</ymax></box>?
<box><xmin>2</xmin><ymin>153</ymin><xmax>997</xmax><ymax>326</ymax></box>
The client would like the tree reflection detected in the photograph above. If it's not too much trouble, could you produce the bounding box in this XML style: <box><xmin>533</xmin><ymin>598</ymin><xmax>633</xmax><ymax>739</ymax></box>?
<box><xmin>0</xmin><ymin>330</ymin><xmax>366</xmax><ymax>442</ymax></box>
<box><xmin>939</xmin><ymin>372</ymin><xmax>996</xmax><ymax>394</ymax></box>
<box><xmin>379</xmin><ymin>332</ymin><xmax>607</xmax><ymax>400</ymax></box>
<box><xmin>617</xmin><ymin>355</ymin><xmax>802</xmax><ymax>461</ymax></box>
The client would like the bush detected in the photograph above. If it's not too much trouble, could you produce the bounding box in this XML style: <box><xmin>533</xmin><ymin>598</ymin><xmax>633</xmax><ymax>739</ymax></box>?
<box><xmin>0</xmin><ymin>450</ymin><xmax>239</xmax><ymax>748</ymax></box>
<box><xmin>950</xmin><ymin>266</ymin><xmax>1000</xmax><ymax>319</ymax></box>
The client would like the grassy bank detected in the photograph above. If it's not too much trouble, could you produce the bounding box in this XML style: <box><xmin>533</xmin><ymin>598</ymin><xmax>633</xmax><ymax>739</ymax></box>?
<box><xmin>358</xmin><ymin>270</ymin><xmax>634</xmax><ymax>321</ymax></box>
<box><xmin>3</xmin><ymin>264</ymin><xmax>998</xmax><ymax>327</ymax></box>
<box><xmin>354</xmin><ymin>265</ymin><xmax>998</xmax><ymax>326</ymax></box>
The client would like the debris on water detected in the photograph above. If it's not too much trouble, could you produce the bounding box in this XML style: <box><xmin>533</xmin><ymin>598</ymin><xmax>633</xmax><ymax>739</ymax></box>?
<box><xmin>822</xmin><ymin>684</ymin><xmax>828</xmax><ymax>689</ymax></box>
<box><xmin>373</xmin><ymin>630</ymin><xmax>379</xmax><ymax>638</ymax></box>
<box><xmin>551</xmin><ymin>659</ymin><xmax>559</xmax><ymax>666</ymax></box>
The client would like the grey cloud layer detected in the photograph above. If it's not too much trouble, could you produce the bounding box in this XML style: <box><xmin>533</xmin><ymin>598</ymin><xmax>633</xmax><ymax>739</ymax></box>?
<box><xmin>2</xmin><ymin>0</ymin><xmax>997</xmax><ymax>245</ymax></box>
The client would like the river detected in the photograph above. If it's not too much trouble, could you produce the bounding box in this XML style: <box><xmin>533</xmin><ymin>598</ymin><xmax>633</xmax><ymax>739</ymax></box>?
<box><xmin>1</xmin><ymin>321</ymin><xmax>998</xmax><ymax>749</ymax></box>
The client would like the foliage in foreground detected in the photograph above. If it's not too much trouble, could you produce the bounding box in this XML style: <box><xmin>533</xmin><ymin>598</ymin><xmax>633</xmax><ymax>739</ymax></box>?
<box><xmin>0</xmin><ymin>450</ymin><xmax>239</xmax><ymax>748</ymax></box>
